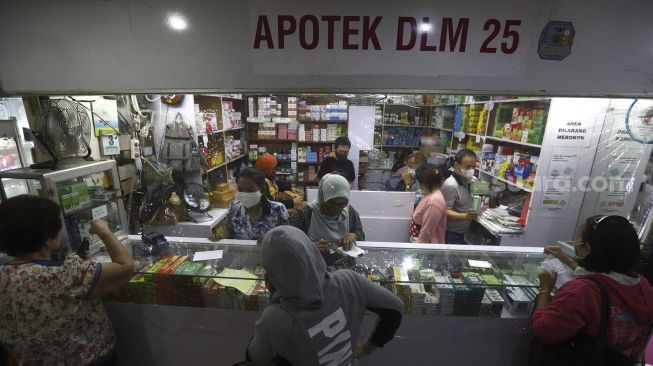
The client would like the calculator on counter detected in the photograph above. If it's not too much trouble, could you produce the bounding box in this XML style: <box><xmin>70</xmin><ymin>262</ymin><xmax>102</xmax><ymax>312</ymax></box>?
<box><xmin>321</xmin><ymin>242</ymin><xmax>358</xmax><ymax>268</ymax></box>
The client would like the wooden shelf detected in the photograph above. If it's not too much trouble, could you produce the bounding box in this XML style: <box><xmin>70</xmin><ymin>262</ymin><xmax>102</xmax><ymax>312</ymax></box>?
<box><xmin>224</xmin><ymin>126</ymin><xmax>245</xmax><ymax>132</ymax></box>
<box><xmin>455</xmin><ymin>132</ymin><xmax>483</xmax><ymax>139</ymax></box>
<box><xmin>485</xmin><ymin>136</ymin><xmax>542</xmax><ymax>149</ymax></box>
<box><xmin>297</xmin><ymin>161</ymin><xmax>321</xmax><ymax>165</ymax></box>
<box><xmin>429</xmin><ymin>127</ymin><xmax>454</xmax><ymax>132</ymax></box>
<box><xmin>477</xmin><ymin>169</ymin><xmax>534</xmax><ymax>193</ymax></box>
<box><xmin>204</xmin><ymin>154</ymin><xmax>247</xmax><ymax>174</ymax></box>
<box><xmin>298</xmin><ymin>141</ymin><xmax>336</xmax><ymax>144</ymax></box>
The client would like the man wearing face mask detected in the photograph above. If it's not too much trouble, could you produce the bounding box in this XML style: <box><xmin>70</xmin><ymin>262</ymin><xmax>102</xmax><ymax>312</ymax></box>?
<box><xmin>219</xmin><ymin>168</ymin><xmax>289</xmax><ymax>240</ymax></box>
<box><xmin>317</xmin><ymin>136</ymin><xmax>356</xmax><ymax>184</ymax></box>
<box><xmin>440</xmin><ymin>149</ymin><xmax>478</xmax><ymax>244</ymax></box>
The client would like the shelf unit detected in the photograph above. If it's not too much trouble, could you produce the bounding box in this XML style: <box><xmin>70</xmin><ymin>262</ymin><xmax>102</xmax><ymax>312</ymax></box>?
<box><xmin>364</xmin><ymin>95</ymin><xmax>552</xmax><ymax>234</ymax></box>
<box><xmin>477</xmin><ymin>169</ymin><xmax>534</xmax><ymax>193</ymax></box>
<box><xmin>244</xmin><ymin>94</ymin><xmax>349</xmax><ymax>189</ymax></box>
<box><xmin>204</xmin><ymin>154</ymin><xmax>248</xmax><ymax>174</ymax></box>
<box><xmin>485</xmin><ymin>136</ymin><xmax>542</xmax><ymax>149</ymax></box>
<box><xmin>195</xmin><ymin>94</ymin><xmax>248</xmax><ymax>183</ymax></box>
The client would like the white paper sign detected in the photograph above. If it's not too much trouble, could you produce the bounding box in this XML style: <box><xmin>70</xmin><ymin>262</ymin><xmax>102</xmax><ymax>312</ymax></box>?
<box><xmin>100</xmin><ymin>134</ymin><xmax>121</xmax><ymax>155</ymax></box>
<box><xmin>342</xmin><ymin>245</ymin><xmax>366</xmax><ymax>258</ymax></box>
<box><xmin>91</xmin><ymin>205</ymin><xmax>108</xmax><ymax>220</ymax></box>
<box><xmin>548</xmin><ymin>148</ymin><xmax>580</xmax><ymax>178</ymax></box>
<box><xmin>468</xmin><ymin>259</ymin><xmax>492</xmax><ymax>269</ymax></box>
<box><xmin>540</xmin><ymin>177</ymin><xmax>572</xmax><ymax>217</ymax></box>
<box><xmin>193</xmin><ymin>250</ymin><xmax>224</xmax><ymax>261</ymax></box>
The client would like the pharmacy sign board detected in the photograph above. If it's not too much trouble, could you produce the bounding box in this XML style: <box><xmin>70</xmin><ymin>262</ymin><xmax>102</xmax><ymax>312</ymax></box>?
<box><xmin>0</xmin><ymin>0</ymin><xmax>651</xmax><ymax>96</ymax></box>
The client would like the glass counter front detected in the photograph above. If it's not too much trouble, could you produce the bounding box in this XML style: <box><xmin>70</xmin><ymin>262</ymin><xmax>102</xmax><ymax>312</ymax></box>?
<box><xmin>112</xmin><ymin>238</ymin><xmax>548</xmax><ymax>318</ymax></box>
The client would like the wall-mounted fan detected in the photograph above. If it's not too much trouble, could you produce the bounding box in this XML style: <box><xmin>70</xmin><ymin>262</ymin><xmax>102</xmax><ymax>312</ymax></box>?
<box><xmin>31</xmin><ymin>99</ymin><xmax>92</xmax><ymax>169</ymax></box>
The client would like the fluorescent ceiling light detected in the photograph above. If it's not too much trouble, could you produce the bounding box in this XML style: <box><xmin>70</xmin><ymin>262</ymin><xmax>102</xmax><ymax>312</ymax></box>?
<box><xmin>166</xmin><ymin>12</ymin><xmax>188</xmax><ymax>32</ymax></box>
<box><xmin>418</xmin><ymin>23</ymin><xmax>432</xmax><ymax>32</ymax></box>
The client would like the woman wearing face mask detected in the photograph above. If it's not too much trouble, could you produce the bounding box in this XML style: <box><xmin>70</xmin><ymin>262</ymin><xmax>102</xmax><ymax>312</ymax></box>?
<box><xmin>440</xmin><ymin>149</ymin><xmax>478</xmax><ymax>244</ymax></box>
<box><xmin>410</xmin><ymin>167</ymin><xmax>447</xmax><ymax>243</ymax></box>
<box><xmin>288</xmin><ymin>173</ymin><xmax>365</xmax><ymax>251</ymax></box>
<box><xmin>532</xmin><ymin>215</ymin><xmax>653</xmax><ymax>364</ymax></box>
<box><xmin>222</xmin><ymin>168</ymin><xmax>289</xmax><ymax>240</ymax></box>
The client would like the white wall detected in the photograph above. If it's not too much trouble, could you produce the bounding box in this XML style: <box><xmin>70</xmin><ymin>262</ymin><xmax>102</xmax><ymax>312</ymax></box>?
<box><xmin>1</xmin><ymin>1</ymin><xmax>653</xmax><ymax>96</ymax></box>
<box><xmin>575</xmin><ymin>99</ymin><xmax>653</xmax><ymax>232</ymax></box>
<box><xmin>522</xmin><ymin>98</ymin><xmax>611</xmax><ymax>246</ymax></box>
<box><xmin>347</xmin><ymin>106</ymin><xmax>376</xmax><ymax>188</ymax></box>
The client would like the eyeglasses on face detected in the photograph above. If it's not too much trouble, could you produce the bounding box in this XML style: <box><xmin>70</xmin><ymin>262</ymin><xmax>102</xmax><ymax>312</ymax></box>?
<box><xmin>323</xmin><ymin>200</ymin><xmax>348</xmax><ymax>209</ymax></box>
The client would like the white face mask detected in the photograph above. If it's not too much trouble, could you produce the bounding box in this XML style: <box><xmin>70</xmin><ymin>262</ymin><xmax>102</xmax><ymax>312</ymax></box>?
<box><xmin>235</xmin><ymin>191</ymin><xmax>262</xmax><ymax>208</ymax></box>
<box><xmin>461</xmin><ymin>168</ymin><xmax>475</xmax><ymax>180</ymax></box>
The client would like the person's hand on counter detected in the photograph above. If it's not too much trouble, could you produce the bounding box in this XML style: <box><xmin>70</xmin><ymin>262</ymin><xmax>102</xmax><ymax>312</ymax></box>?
<box><xmin>315</xmin><ymin>240</ymin><xmax>330</xmax><ymax>254</ymax></box>
<box><xmin>340</xmin><ymin>233</ymin><xmax>356</xmax><ymax>251</ymax></box>
<box><xmin>465</xmin><ymin>209</ymin><xmax>478</xmax><ymax>221</ymax></box>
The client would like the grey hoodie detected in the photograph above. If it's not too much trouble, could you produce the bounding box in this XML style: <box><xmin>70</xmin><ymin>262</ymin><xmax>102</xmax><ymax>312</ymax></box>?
<box><xmin>247</xmin><ymin>226</ymin><xmax>404</xmax><ymax>366</ymax></box>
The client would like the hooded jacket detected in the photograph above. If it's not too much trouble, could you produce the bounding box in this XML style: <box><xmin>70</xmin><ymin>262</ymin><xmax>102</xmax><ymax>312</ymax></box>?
<box><xmin>532</xmin><ymin>269</ymin><xmax>653</xmax><ymax>360</ymax></box>
<box><xmin>247</xmin><ymin>226</ymin><xmax>404</xmax><ymax>366</ymax></box>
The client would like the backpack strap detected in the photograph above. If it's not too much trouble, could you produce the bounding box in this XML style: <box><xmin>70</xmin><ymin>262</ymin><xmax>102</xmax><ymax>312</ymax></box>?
<box><xmin>583</xmin><ymin>277</ymin><xmax>611</xmax><ymax>339</ymax></box>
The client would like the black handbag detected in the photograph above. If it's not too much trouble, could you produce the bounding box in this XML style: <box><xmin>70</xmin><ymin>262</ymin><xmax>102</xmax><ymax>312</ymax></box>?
<box><xmin>527</xmin><ymin>278</ymin><xmax>637</xmax><ymax>366</ymax></box>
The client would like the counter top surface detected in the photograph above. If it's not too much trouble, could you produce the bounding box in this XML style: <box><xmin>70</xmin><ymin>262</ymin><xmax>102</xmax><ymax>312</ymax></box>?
<box><xmin>127</xmin><ymin>235</ymin><xmax>544</xmax><ymax>253</ymax></box>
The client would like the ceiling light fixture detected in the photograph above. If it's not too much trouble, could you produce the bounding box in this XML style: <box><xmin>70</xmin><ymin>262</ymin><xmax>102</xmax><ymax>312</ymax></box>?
<box><xmin>165</xmin><ymin>12</ymin><xmax>189</xmax><ymax>32</ymax></box>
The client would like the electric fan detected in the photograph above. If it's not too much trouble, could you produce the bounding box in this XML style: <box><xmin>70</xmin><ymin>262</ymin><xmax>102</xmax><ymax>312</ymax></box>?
<box><xmin>31</xmin><ymin>99</ymin><xmax>92</xmax><ymax>169</ymax></box>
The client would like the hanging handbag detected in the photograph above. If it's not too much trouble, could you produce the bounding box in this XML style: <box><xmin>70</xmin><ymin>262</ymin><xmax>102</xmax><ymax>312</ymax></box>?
<box><xmin>527</xmin><ymin>278</ymin><xmax>637</xmax><ymax>366</ymax></box>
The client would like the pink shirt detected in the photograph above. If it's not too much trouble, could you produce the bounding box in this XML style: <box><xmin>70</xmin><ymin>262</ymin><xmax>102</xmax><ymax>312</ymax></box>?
<box><xmin>411</xmin><ymin>190</ymin><xmax>447</xmax><ymax>244</ymax></box>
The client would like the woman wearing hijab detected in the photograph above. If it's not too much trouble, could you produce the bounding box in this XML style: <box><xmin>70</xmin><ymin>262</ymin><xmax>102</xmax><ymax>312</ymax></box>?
<box><xmin>288</xmin><ymin>173</ymin><xmax>365</xmax><ymax>250</ymax></box>
<box><xmin>255</xmin><ymin>153</ymin><xmax>302</xmax><ymax>209</ymax></box>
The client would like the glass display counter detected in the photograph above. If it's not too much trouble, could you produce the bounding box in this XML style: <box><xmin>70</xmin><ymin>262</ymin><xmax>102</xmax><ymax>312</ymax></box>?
<box><xmin>115</xmin><ymin>238</ymin><xmax>545</xmax><ymax>318</ymax></box>
<box><xmin>104</xmin><ymin>238</ymin><xmax>546</xmax><ymax>365</ymax></box>
<box><xmin>0</xmin><ymin>160</ymin><xmax>128</xmax><ymax>255</ymax></box>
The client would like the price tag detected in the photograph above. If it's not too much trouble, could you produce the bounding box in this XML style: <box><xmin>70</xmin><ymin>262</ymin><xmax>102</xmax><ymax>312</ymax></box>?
<box><xmin>92</xmin><ymin>205</ymin><xmax>108</xmax><ymax>220</ymax></box>
<box><xmin>193</xmin><ymin>250</ymin><xmax>224</xmax><ymax>261</ymax></box>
